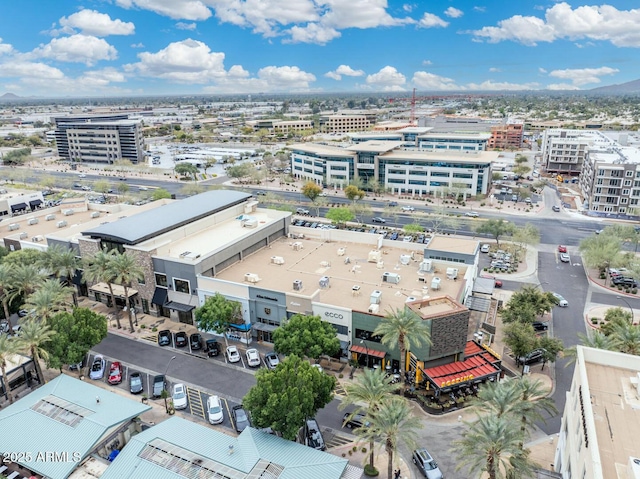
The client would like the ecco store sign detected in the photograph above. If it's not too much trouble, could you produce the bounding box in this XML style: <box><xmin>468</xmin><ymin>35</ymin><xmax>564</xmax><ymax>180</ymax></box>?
<box><xmin>325</xmin><ymin>312</ymin><xmax>343</xmax><ymax>319</ymax></box>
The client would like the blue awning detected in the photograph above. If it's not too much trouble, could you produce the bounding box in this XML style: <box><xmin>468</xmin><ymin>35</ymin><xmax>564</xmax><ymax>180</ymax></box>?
<box><xmin>229</xmin><ymin>323</ymin><xmax>251</xmax><ymax>331</ymax></box>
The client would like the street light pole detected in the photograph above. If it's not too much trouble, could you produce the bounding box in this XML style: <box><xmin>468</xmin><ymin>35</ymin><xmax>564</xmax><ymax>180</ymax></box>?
<box><xmin>616</xmin><ymin>296</ymin><xmax>635</xmax><ymax>325</ymax></box>
<box><xmin>164</xmin><ymin>355</ymin><xmax>176</xmax><ymax>376</ymax></box>
<box><xmin>360</xmin><ymin>339</ymin><xmax>370</xmax><ymax>369</ymax></box>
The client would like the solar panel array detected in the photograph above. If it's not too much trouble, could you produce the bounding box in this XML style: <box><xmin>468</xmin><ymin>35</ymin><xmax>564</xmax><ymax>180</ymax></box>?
<box><xmin>30</xmin><ymin>395</ymin><xmax>92</xmax><ymax>428</ymax></box>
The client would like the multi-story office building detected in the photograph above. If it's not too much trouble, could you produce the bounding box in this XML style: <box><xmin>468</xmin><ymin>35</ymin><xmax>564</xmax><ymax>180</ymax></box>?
<box><xmin>245</xmin><ymin>119</ymin><xmax>313</xmax><ymax>135</ymax></box>
<box><xmin>53</xmin><ymin>114</ymin><xmax>144</xmax><ymax>164</ymax></box>
<box><xmin>555</xmin><ymin>346</ymin><xmax>640</xmax><ymax>479</ymax></box>
<box><xmin>289</xmin><ymin>141</ymin><xmax>497</xmax><ymax>196</ymax></box>
<box><xmin>487</xmin><ymin>123</ymin><xmax>523</xmax><ymax>150</ymax></box>
<box><xmin>541</xmin><ymin>129</ymin><xmax>596</xmax><ymax>175</ymax></box>
<box><xmin>317</xmin><ymin>110</ymin><xmax>377</xmax><ymax>133</ymax></box>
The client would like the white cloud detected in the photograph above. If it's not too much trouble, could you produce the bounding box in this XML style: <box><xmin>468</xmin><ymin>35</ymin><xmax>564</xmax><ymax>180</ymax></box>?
<box><xmin>256</xmin><ymin>65</ymin><xmax>316</xmax><ymax>89</ymax></box>
<box><xmin>444</xmin><ymin>7</ymin><xmax>463</xmax><ymax>18</ymax></box>
<box><xmin>548</xmin><ymin>66</ymin><xmax>619</xmax><ymax>86</ymax></box>
<box><xmin>412</xmin><ymin>71</ymin><xmax>460</xmax><ymax>90</ymax></box>
<box><xmin>403</xmin><ymin>4</ymin><xmax>414</xmax><ymax>13</ymax></box>
<box><xmin>176</xmin><ymin>22</ymin><xmax>197</xmax><ymax>30</ymax></box>
<box><xmin>58</xmin><ymin>10</ymin><xmax>135</xmax><ymax>36</ymax></box>
<box><xmin>0</xmin><ymin>61</ymin><xmax>65</xmax><ymax>80</ymax></box>
<box><xmin>539</xmin><ymin>67</ymin><xmax>547</xmax><ymax>74</ymax></box>
<box><xmin>325</xmin><ymin>64</ymin><xmax>364</xmax><ymax>81</ymax></box>
<box><xmin>288</xmin><ymin>24</ymin><xmax>341</xmax><ymax>45</ymax></box>
<box><xmin>31</xmin><ymin>35</ymin><xmax>118</xmax><ymax>66</ymax></box>
<box><xmin>473</xmin><ymin>6</ymin><xmax>486</xmax><ymax>13</ymax></box>
<box><xmin>366</xmin><ymin>66</ymin><xmax>406</xmax><ymax>88</ymax></box>
<box><xmin>80</xmin><ymin>67</ymin><xmax>127</xmax><ymax>87</ymax></box>
<box><xmin>472</xmin><ymin>2</ymin><xmax>640</xmax><ymax>47</ymax></box>
<box><xmin>422</xmin><ymin>60</ymin><xmax>432</xmax><ymax>66</ymax></box>
<box><xmin>547</xmin><ymin>83</ymin><xmax>581</xmax><ymax>90</ymax></box>
<box><xmin>115</xmin><ymin>0</ymin><xmax>212</xmax><ymax>21</ymax></box>
<box><xmin>131</xmin><ymin>42</ymin><xmax>145</xmax><ymax>48</ymax></box>
<box><xmin>489</xmin><ymin>67</ymin><xmax>501</xmax><ymax>72</ymax></box>
<box><xmin>418</xmin><ymin>12</ymin><xmax>449</xmax><ymax>28</ymax></box>
<box><xmin>466</xmin><ymin>80</ymin><xmax>540</xmax><ymax>90</ymax></box>
<box><xmin>325</xmin><ymin>71</ymin><xmax>342</xmax><ymax>80</ymax></box>
<box><xmin>0</xmin><ymin>38</ymin><xmax>13</xmax><ymax>56</ymax></box>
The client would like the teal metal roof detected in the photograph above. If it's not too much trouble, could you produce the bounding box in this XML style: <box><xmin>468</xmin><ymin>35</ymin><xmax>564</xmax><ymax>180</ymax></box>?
<box><xmin>0</xmin><ymin>374</ymin><xmax>150</xmax><ymax>479</ymax></box>
<box><xmin>101</xmin><ymin>417</ymin><xmax>348</xmax><ymax>479</ymax></box>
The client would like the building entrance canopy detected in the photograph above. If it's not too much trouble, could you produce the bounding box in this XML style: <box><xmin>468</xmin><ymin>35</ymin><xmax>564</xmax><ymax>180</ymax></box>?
<box><xmin>89</xmin><ymin>283</ymin><xmax>138</xmax><ymax>298</ymax></box>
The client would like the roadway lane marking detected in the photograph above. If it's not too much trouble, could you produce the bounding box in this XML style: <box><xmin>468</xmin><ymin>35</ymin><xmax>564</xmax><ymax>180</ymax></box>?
<box><xmin>187</xmin><ymin>386</ymin><xmax>205</xmax><ymax>419</ymax></box>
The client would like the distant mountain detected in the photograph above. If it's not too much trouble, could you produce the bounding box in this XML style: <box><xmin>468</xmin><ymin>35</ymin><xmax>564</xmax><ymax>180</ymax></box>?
<box><xmin>0</xmin><ymin>92</ymin><xmax>21</xmax><ymax>99</ymax></box>
<box><xmin>590</xmin><ymin>78</ymin><xmax>640</xmax><ymax>94</ymax></box>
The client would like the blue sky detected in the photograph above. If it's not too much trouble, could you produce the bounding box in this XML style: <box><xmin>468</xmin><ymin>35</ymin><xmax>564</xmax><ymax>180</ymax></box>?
<box><xmin>0</xmin><ymin>1</ymin><xmax>639</xmax><ymax>97</ymax></box>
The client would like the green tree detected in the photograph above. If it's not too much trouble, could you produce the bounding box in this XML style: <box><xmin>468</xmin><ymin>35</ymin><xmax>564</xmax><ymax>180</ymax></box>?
<box><xmin>151</xmin><ymin>188</ymin><xmax>172</xmax><ymax>200</ymax></box>
<box><xmin>345</xmin><ymin>184</ymin><xmax>365</xmax><ymax>202</ymax></box>
<box><xmin>513</xmin><ymin>377</ymin><xmax>557</xmax><ymax>442</ymax></box>
<box><xmin>117</xmin><ymin>182</ymin><xmax>129</xmax><ymax>196</ymax></box>
<box><xmin>226</xmin><ymin>163</ymin><xmax>253</xmax><ymax>181</ymax></box>
<box><xmin>0</xmin><ymin>334</ymin><xmax>20</xmax><ymax>403</ymax></box>
<box><xmin>356</xmin><ymin>396</ymin><xmax>421</xmax><ymax>479</ymax></box>
<box><xmin>23</xmin><ymin>279</ymin><xmax>72</xmax><ymax>321</ymax></box>
<box><xmin>610</xmin><ymin>322</ymin><xmax>640</xmax><ymax>355</ymax></box>
<box><xmin>503</xmin><ymin>322</ymin><xmax>538</xmax><ymax>362</ymax></box>
<box><xmin>273</xmin><ymin>314</ymin><xmax>340</xmax><ymax>359</ymax></box>
<box><xmin>3</xmin><ymin>248</ymin><xmax>45</xmax><ymax>267</ymax></box>
<box><xmin>476</xmin><ymin>219</ymin><xmax>516</xmax><ymax>247</ymax></box>
<box><xmin>600</xmin><ymin>307</ymin><xmax>632</xmax><ymax>336</ymax></box>
<box><xmin>175</xmin><ymin>162</ymin><xmax>199</xmax><ymax>180</ymax></box>
<box><xmin>93</xmin><ymin>179</ymin><xmax>111</xmax><ymax>198</ymax></box>
<box><xmin>83</xmin><ymin>250</ymin><xmax>120</xmax><ymax>328</ymax></box>
<box><xmin>0</xmin><ymin>264</ymin><xmax>15</xmax><ymax>328</ymax></box>
<box><xmin>579</xmin><ymin>234</ymin><xmax>622</xmax><ymax>279</ymax></box>
<box><xmin>500</xmin><ymin>286</ymin><xmax>557</xmax><ymax>324</ymax></box>
<box><xmin>339</xmin><ymin>368</ymin><xmax>400</xmax><ymax>469</ymax></box>
<box><xmin>349</xmin><ymin>202</ymin><xmax>371</xmax><ymax>224</ymax></box>
<box><xmin>512</xmin><ymin>223</ymin><xmax>540</xmax><ymax>251</ymax></box>
<box><xmin>301</xmin><ymin>181</ymin><xmax>322</xmax><ymax>203</ymax></box>
<box><xmin>194</xmin><ymin>293</ymin><xmax>242</xmax><ymax>346</ymax></box>
<box><xmin>39</xmin><ymin>244</ymin><xmax>80</xmax><ymax>307</ymax></box>
<box><xmin>44</xmin><ymin>308</ymin><xmax>108</xmax><ymax>370</ymax></box>
<box><xmin>538</xmin><ymin>336</ymin><xmax>564</xmax><ymax>370</ymax></box>
<box><xmin>243</xmin><ymin>355</ymin><xmax>336</xmax><ymax>440</ymax></box>
<box><xmin>373</xmin><ymin>307</ymin><xmax>431</xmax><ymax>381</ymax></box>
<box><xmin>326</xmin><ymin>207</ymin><xmax>354</xmax><ymax>227</ymax></box>
<box><xmin>403</xmin><ymin>223</ymin><xmax>424</xmax><ymax>235</ymax></box>
<box><xmin>109</xmin><ymin>252</ymin><xmax>144</xmax><ymax>333</ymax></box>
<box><xmin>15</xmin><ymin>318</ymin><xmax>55</xmax><ymax>385</ymax></box>
<box><xmin>470</xmin><ymin>379</ymin><xmax>522</xmax><ymax>419</ymax></box>
<box><xmin>203</xmin><ymin>158</ymin><xmax>218</xmax><ymax>175</ymax></box>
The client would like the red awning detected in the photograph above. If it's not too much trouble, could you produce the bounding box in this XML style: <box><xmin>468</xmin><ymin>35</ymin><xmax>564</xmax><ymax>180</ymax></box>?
<box><xmin>350</xmin><ymin>344</ymin><xmax>386</xmax><ymax>359</ymax></box>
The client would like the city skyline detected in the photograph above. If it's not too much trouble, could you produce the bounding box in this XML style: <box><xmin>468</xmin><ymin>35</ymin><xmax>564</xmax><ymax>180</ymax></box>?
<box><xmin>0</xmin><ymin>1</ymin><xmax>639</xmax><ymax>97</ymax></box>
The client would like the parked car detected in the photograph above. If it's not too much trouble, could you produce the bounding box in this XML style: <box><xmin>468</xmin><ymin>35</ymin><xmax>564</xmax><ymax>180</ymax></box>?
<box><xmin>89</xmin><ymin>355</ymin><xmax>106</xmax><ymax>380</ymax></box>
<box><xmin>296</xmin><ymin>208</ymin><xmax>310</xmax><ymax>215</ymax></box>
<box><xmin>612</xmin><ymin>276</ymin><xmax>638</xmax><ymax>288</ymax></box>
<box><xmin>558</xmin><ymin>245</ymin><xmax>567</xmax><ymax>253</ymax></box>
<box><xmin>232</xmin><ymin>405</ymin><xmax>251</xmax><ymax>432</ymax></box>
<box><xmin>226</xmin><ymin>345</ymin><xmax>240</xmax><ymax>363</ymax></box>
<box><xmin>552</xmin><ymin>205</ymin><xmax>561</xmax><ymax>212</ymax></box>
<box><xmin>388</xmin><ymin>201</ymin><xmax>398</xmax><ymax>207</ymax></box>
<box><xmin>371</xmin><ymin>217</ymin><xmax>386</xmax><ymax>223</ymax></box>
<box><xmin>560</xmin><ymin>253</ymin><xmax>570</xmax><ymax>263</ymax></box>
<box><xmin>207</xmin><ymin>395</ymin><xmax>224</xmax><ymax>424</ymax></box>
<box><xmin>480</xmin><ymin>274</ymin><xmax>502</xmax><ymax>288</ymax></box>
<box><xmin>465</xmin><ymin>211</ymin><xmax>479</xmax><ymax>218</ymax></box>
<box><xmin>480</xmin><ymin>244</ymin><xmax>490</xmax><ymax>253</ymax></box>
<box><xmin>524</xmin><ymin>197</ymin><xmax>532</xmax><ymax>204</ymax></box>
<box><xmin>107</xmin><ymin>362</ymin><xmax>123</xmax><ymax>385</ymax></box>
<box><xmin>255</xmin><ymin>190</ymin><xmax>266</xmax><ymax>196</ymax></box>
<box><xmin>158</xmin><ymin>330</ymin><xmax>171</xmax><ymax>347</ymax></box>
<box><xmin>265</xmin><ymin>351</ymin><xmax>280</xmax><ymax>370</ymax></box>
<box><xmin>390</xmin><ymin>232</ymin><xmax>399</xmax><ymax>240</ymax></box>
<box><xmin>342</xmin><ymin>412</ymin><xmax>369</xmax><ymax>429</ymax></box>
<box><xmin>401</xmin><ymin>206</ymin><xmax>415</xmax><ymax>212</ymax></box>
<box><xmin>312</xmin><ymin>364</ymin><xmax>324</xmax><ymax>373</ymax></box>
<box><xmin>129</xmin><ymin>371</ymin><xmax>143</xmax><ymax>394</ymax></box>
<box><xmin>532</xmin><ymin>321</ymin><xmax>549</xmax><ymax>332</ymax></box>
<box><xmin>551</xmin><ymin>292</ymin><xmax>568</xmax><ymax>307</ymax></box>
<box><xmin>403</xmin><ymin>235</ymin><xmax>413</xmax><ymax>242</ymax></box>
<box><xmin>518</xmin><ymin>348</ymin><xmax>545</xmax><ymax>365</ymax></box>
<box><xmin>412</xmin><ymin>448</ymin><xmax>443</xmax><ymax>479</ymax></box>
<box><xmin>205</xmin><ymin>339</ymin><xmax>220</xmax><ymax>357</ymax></box>
<box><xmin>246</xmin><ymin>348</ymin><xmax>261</xmax><ymax>367</ymax></box>
<box><xmin>189</xmin><ymin>333</ymin><xmax>202</xmax><ymax>350</ymax></box>
<box><xmin>172</xmin><ymin>383</ymin><xmax>188</xmax><ymax>410</ymax></box>
<box><xmin>175</xmin><ymin>331</ymin><xmax>188</xmax><ymax>348</ymax></box>
<box><xmin>152</xmin><ymin>375</ymin><xmax>165</xmax><ymax>398</ymax></box>
<box><xmin>304</xmin><ymin>418</ymin><xmax>326</xmax><ymax>451</ymax></box>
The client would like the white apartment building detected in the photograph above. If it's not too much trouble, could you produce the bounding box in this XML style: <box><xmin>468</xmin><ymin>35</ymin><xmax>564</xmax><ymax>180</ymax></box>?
<box><xmin>541</xmin><ymin>129</ymin><xmax>596</xmax><ymax>175</ymax></box>
<box><xmin>555</xmin><ymin>346</ymin><xmax>640</xmax><ymax>479</ymax></box>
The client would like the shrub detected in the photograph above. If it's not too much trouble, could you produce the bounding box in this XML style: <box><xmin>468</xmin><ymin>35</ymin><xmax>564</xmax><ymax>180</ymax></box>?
<box><xmin>152</xmin><ymin>327</ymin><xmax>158</xmax><ymax>332</ymax></box>
<box><xmin>338</xmin><ymin>373</ymin><xmax>344</xmax><ymax>378</ymax></box>
<box><xmin>591</xmin><ymin>318</ymin><xmax>598</xmax><ymax>324</ymax></box>
<box><xmin>352</xmin><ymin>446</ymin><xmax>358</xmax><ymax>452</ymax></box>
<box><xmin>363</xmin><ymin>464</ymin><xmax>379</xmax><ymax>477</ymax></box>
<box><xmin>140</xmin><ymin>324</ymin><xmax>146</xmax><ymax>329</ymax></box>
<box><xmin>633</xmin><ymin>288</ymin><xmax>638</xmax><ymax>295</ymax></box>
<box><xmin>361</xmin><ymin>447</ymin><xmax>367</xmax><ymax>453</ymax></box>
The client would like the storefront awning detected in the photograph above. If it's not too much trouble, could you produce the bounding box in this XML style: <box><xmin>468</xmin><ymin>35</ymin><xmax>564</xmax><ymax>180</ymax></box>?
<box><xmin>251</xmin><ymin>322</ymin><xmax>277</xmax><ymax>332</ymax></box>
<box><xmin>29</xmin><ymin>199</ymin><xmax>43</xmax><ymax>209</ymax></box>
<box><xmin>11</xmin><ymin>203</ymin><xmax>27</xmax><ymax>212</ymax></box>
<box><xmin>350</xmin><ymin>344</ymin><xmax>386</xmax><ymax>359</ymax></box>
<box><xmin>151</xmin><ymin>287</ymin><xmax>168</xmax><ymax>306</ymax></box>
<box><xmin>89</xmin><ymin>282</ymin><xmax>138</xmax><ymax>298</ymax></box>
<box><xmin>165</xmin><ymin>301</ymin><xmax>195</xmax><ymax>313</ymax></box>
<box><xmin>229</xmin><ymin>322</ymin><xmax>252</xmax><ymax>331</ymax></box>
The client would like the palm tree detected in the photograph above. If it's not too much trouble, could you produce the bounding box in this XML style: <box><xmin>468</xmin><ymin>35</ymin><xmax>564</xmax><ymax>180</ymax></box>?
<box><xmin>453</xmin><ymin>415</ymin><xmax>535</xmax><ymax>479</ymax></box>
<box><xmin>0</xmin><ymin>334</ymin><xmax>20</xmax><ymax>404</ymax></box>
<box><xmin>83</xmin><ymin>251</ymin><xmax>120</xmax><ymax>328</ymax></box>
<box><xmin>109</xmin><ymin>252</ymin><xmax>144</xmax><ymax>333</ymax></box>
<box><xmin>470</xmin><ymin>379</ymin><xmax>523</xmax><ymax>419</ymax></box>
<box><xmin>0</xmin><ymin>264</ymin><xmax>15</xmax><ymax>330</ymax></box>
<box><xmin>373</xmin><ymin>307</ymin><xmax>431</xmax><ymax>383</ymax></box>
<box><xmin>8</xmin><ymin>264</ymin><xmax>45</xmax><ymax>306</ymax></box>
<box><xmin>40</xmin><ymin>244</ymin><xmax>80</xmax><ymax>307</ymax></box>
<box><xmin>338</xmin><ymin>368</ymin><xmax>400</xmax><ymax>468</ymax></box>
<box><xmin>611</xmin><ymin>322</ymin><xmax>640</xmax><ymax>355</ymax></box>
<box><xmin>356</xmin><ymin>396</ymin><xmax>421</xmax><ymax>479</ymax></box>
<box><xmin>24</xmin><ymin>279</ymin><xmax>73</xmax><ymax>321</ymax></box>
<box><xmin>514</xmin><ymin>377</ymin><xmax>557</xmax><ymax>445</ymax></box>
<box><xmin>564</xmin><ymin>332</ymin><xmax>617</xmax><ymax>365</ymax></box>
<box><xmin>15</xmin><ymin>318</ymin><xmax>55</xmax><ymax>385</ymax></box>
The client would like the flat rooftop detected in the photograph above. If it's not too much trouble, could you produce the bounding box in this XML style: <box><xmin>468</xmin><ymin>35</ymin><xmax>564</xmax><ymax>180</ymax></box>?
<box><xmin>215</xmin><ymin>236</ymin><xmax>466</xmax><ymax>312</ymax></box>
<box><xmin>346</xmin><ymin>140</ymin><xmax>404</xmax><ymax>153</ymax></box>
<box><xmin>381</xmin><ymin>149</ymin><xmax>499</xmax><ymax>163</ymax></box>
<box><xmin>426</xmin><ymin>236</ymin><xmax>479</xmax><ymax>255</ymax></box>
<box><xmin>289</xmin><ymin>143</ymin><xmax>356</xmax><ymax>158</ymax></box>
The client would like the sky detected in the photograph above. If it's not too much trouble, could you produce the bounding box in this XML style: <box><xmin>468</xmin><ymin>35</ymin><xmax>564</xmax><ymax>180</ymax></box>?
<box><xmin>0</xmin><ymin>0</ymin><xmax>639</xmax><ymax>98</ymax></box>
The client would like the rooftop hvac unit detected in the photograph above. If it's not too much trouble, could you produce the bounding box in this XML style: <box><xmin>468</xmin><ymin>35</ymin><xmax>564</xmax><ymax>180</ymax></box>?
<box><xmin>293</xmin><ymin>280</ymin><xmax>303</xmax><ymax>291</ymax></box>
<box><xmin>242</xmin><ymin>218</ymin><xmax>258</xmax><ymax>228</ymax></box>
<box><xmin>56</xmin><ymin>221</ymin><xmax>67</xmax><ymax>228</ymax></box>
<box><xmin>90</xmin><ymin>211</ymin><xmax>100</xmax><ymax>218</ymax></box>
<box><xmin>32</xmin><ymin>236</ymin><xmax>44</xmax><ymax>242</ymax></box>
<box><xmin>271</xmin><ymin>256</ymin><xmax>285</xmax><ymax>265</ymax></box>
<box><xmin>244</xmin><ymin>273</ymin><xmax>260</xmax><ymax>283</ymax></box>
<box><xmin>370</xmin><ymin>290</ymin><xmax>382</xmax><ymax>304</ymax></box>
<box><xmin>382</xmin><ymin>272</ymin><xmax>401</xmax><ymax>284</ymax></box>
<box><xmin>63</xmin><ymin>209</ymin><xmax>74</xmax><ymax>216</ymax></box>
<box><xmin>19</xmin><ymin>232</ymin><xmax>28</xmax><ymax>239</ymax></box>
<box><xmin>399</xmin><ymin>254</ymin><xmax>412</xmax><ymax>265</ymax></box>
<box><xmin>446</xmin><ymin>268</ymin><xmax>459</xmax><ymax>280</ymax></box>
<box><xmin>28</xmin><ymin>218</ymin><xmax>39</xmax><ymax>225</ymax></box>
<box><xmin>368</xmin><ymin>250</ymin><xmax>381</xmax><ymax>263</ymax></box>
<box><xmin>337</xmin><ymin>247</ymin><xmax>346</xmax><ymax>256</ymax></box>
<box><xmin>431</xmin><ymin>277</ymin><xmax>441</xmax><ymax>290</ymax></box>
<box><xmin>45</xmin><ymin>214</ymin><xmax>56</xmax><ymax>221</ymax></box>
<box><xmin>8</xmin><ymin>223</ymin><xmax>20</xmax><ymax>231</ymax></box>
<box><xmin>419</xmin><ymin>259</ymin><xmax>433</xmax><ymax>273</ymax></box>
<box><xmin>319</xmin><ymin>276</ymin><xmax>330</xmax><ymax>288</ymax></box>
<box><xmin>368</xmin><ymin>304</ymin><xmax>380</xmax><ymax>314</ymax></box>
<box><xmin>292</xmin><ymin>242</ymin><xmax>303</xmax><ymax>251</ymax></box>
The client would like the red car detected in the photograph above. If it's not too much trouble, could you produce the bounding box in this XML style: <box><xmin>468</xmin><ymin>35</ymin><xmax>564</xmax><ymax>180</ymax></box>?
<box><xmin>558</xmin><ymin>245</ymin><xmax>567</xmax><ymax>253</ymax></box>
<box><xmin>108</xmin><ymin>362</ymin><xmax>123</xmax><ymax>385</ymax></box>
<box><xmin>480</xmin><ymin>274</ymin><xmax>503</xmax><ymax>288</ymax></box>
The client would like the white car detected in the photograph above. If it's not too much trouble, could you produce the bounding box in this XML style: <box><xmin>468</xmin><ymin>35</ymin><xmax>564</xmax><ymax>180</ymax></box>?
<box><xmin>551</xmin><ymin>292</ymin><xmax>568</xmax><ymax>307</ymax></box>
<box><xmin>401</xmin><ymin>206</ymin><xmax>415</xmax><ymax>212</ymax></box>
<box><xmin>246</xmin><ymin>348</ymin><xmax>261</xmax><ymax>367</ymax></box>
<box><xmin>172</xmin><ymin>383</ymin><xmax>188</xmax><ymax>410</ymax></box>
<box><xmin>226</xmin><ymin>346</ymin><xmax>240</xmax><ymax>363</ymax></box>
<box><xmin>480</xmin><ymin>244</ymin><xmax>490</xmax><ymax>253</ymax></box>
<box><xmin>465</xmin><ymin>211</ymin><xmax>479</xmax><ymax>218</ymax></box>
<box><xmin>560</xmin><ymin>253</ymin><xmax>570</xmax><ymax>263</ymax></box>
<box><xmin>207</xmin><ymin>395</ymin><xmax>224</xmax><ymax>424</ymax></box>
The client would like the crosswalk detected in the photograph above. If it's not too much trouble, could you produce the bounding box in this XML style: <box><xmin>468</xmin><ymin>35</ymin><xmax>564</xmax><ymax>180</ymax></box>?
<box><xmin>140</xmin><ymin>333</ymin><xmax>157</xmax><ymax>343</ymax></box>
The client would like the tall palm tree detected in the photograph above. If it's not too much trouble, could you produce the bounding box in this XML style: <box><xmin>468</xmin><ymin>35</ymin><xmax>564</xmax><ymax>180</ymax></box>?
<box><xmin>373</xmin><ymin>307</ymin><xmax>431</xmax><ymax>382</ymax></box>
<box><xmin>15</xmin><ymin>318</ymin><xmax>55</xmax><ymax>385</ymax></box>
<box><xmin>0</xmin><ymin>264</ymin><xmax>15</xmax><ymax>330</ymax></box>
<box><xmin>338</xmin><ymin>368</ymin><xmax>400</xmax><ymax>468</ymax></box>
<box><xmin>453</xmin><ymin>415</ymin><xmax>534</xmax><ymax>479</ymax></box>
<box><xmin>514</xmin><ymin>377</ymin><xmax>557</xmax><ymax>445</ymax></box>
<box><xmin>40</xmin><ymin>244</ymin><xmax>80</xmax><ymax>307</ymax></box>
<box><xmin>0</xmin><ymin>334</ymin><xmax>20</xmax><ymax>404</ymax></box>
<box><xmin>356</xmin><ymin>396</ymin><xmax>421</xmax><ymax>479</ymax></box>
<box><xmin>8</xmin><ymin>264</ymin><xmax>45</xmax><ymax>307</ymax></box>
<box><xmin>24</xmin><ymin>279</ymin><xmax>73</xmax><ymax>321</ymax></box>
<box><xmin>470</xmin><ymin>379</ymin><xmax>523</xmax><ymax>419</ymax></box>
<box><xmin>611</xmin><ymin>322</ymin><xmax>640</xmax><ymax>355</ymax></box>
<box><xmin>83</xmin><ymin>250</ymin><xmax>120</xmax><ymax>328</ymax></box>
<box><xmin>109</xmin><ymin>252</ymin><xmax>144</xmax><ymax>333</ymax></box>
<box><xmin>564</xmin><ymin>331</ymin><xmax>617</xmax><ymax>365</ymax></box>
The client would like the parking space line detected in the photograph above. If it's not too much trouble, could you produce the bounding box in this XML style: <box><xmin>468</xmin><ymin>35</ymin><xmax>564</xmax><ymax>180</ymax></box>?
<box><xmin>186</xmin><ymin>386</ymin><xmax>205</xmax><ymax>419</ymax></box>
<box><xmin>224</xmin><ymin>398</ymin><xmax>236</xmax><ymax>431</ymax></box>
<box><xmin>140</xmin><ymin>333</ymin><xmax>158</xmax><ymax>343</ymax></box>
